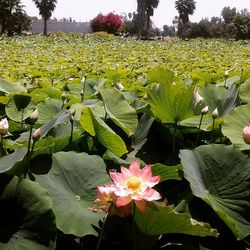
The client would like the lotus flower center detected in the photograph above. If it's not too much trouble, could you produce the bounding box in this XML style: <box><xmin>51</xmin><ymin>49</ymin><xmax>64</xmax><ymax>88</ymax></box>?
<box><xmin>126</xmin><ymin>176</ymin><xmax>142</xmax><ymax>191</ymax></box>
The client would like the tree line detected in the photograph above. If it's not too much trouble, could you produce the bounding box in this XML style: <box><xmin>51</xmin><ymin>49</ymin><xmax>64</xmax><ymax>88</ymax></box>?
<box><xmin>1</xmin><ymin>0</ymin><xmax>250</xmax><ymax>40</ymax></box>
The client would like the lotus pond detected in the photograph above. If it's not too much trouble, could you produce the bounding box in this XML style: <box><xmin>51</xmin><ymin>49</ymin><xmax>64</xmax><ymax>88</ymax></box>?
<box><xmin>0</xmin><ymin>33</ymin><xmax>249</xmax><ymax>249</ymax></box>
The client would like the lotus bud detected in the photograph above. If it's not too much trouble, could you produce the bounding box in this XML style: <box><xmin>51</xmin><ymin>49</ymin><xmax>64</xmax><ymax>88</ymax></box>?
<box><xmin>201</xmin><ymin>106</ymin><xmax>209</xmax><ymax>115</ymax></box>
<box><xmin>81</xmin><ymin>76</ymin><xmax>86</xmax><ymax>83</ymax></box>
<box><xmin>194</xmin><ymin>90</ymin><xmax>204</xmax><ymax>105</ymax></box>
<box><xmin>61</xmin><ymin>92</ymin><xmax>67</xmax><ymax>101</ymax></box>
<box><xmin>154</xmin><ymin>83</ymin><xmax>160</xmax><ymax>91</ymax></box>
<box><xmin>243</xmin><ymin>125</ymin><xmax>250</xmax><ymax>144</ymax></box>
<box><xmin>69</xmin><ymin>109</ymin><xmax>76</xmax><ymax>123</ymax></box>
<box><xmin>224</xmin><ymin>70</ymin><xmax>229</xmax><ymax>77</ymax></box>
<box><xmin>115</xmin><ymin>82</ymin><xmax>125</xmax><ymax>91</ymax></box>
<box><xmin>32</xmin><ymin>128</ymin><xmax>41</xmax><ymax>142</ymax></box>
<box><xmin>0</xmin><ymin>118</ymin><xmax>8</xmax><ymax>136</ymax></box>
<box><xmin>212</xmin><ymin>108</ymin><xmax>219</xmax><ymax>119</ymax></box>
<box><xmin>29</xmin><ymin>109</ymin><xmax>39</xmax><ymax>125</ymax></box>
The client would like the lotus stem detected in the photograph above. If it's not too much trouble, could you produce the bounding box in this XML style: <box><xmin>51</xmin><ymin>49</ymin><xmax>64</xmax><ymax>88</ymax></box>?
<box><xmin>81</xmin><ymin>76</ymin><xmax>86</xmax><ymax>102</ymax></box>
<box><xmin>0</xmin><ymin>135</ymin><xmax>5</xmax><ymax>156</ymax></box>
<box><xmin>240</xmin><ymin>68</ymin><xmax>244</xmax><ymax>84</ymax></box>
<box><xmin>219</xmin><ymin>124</ymin><xmax>222</xmax><ymax>143</ymax></box>
<box><xmin>96</xmin><ymin>206</ymin><xmax>110</xmax><ymax>250</ymax></box>
<box><xmin>212</xmin><ymin>117</ymin><xmax>216</xmax><ymax>143</ymax></box>
<box><xmin>132</xmin><ymin>202</ymin><xmax>137</xmax><ymax>250</ymax></box>
<box><xmin>69</xmin><ymin>119</ymin><xmax>74</xmax><ymax>145</ymax></box>
<box><xmin>27</xmin><ymin>140</ymin><xmax>36</xmax><ymax>181</ymax></box>
<box><xmin>195</xmin><ymin>113</ymin><xmax>204</xmax><ymax>147</ymax></box>
<box><xmin>172</xmin><ymin>123</ymin><xmax>177</xmax><ymax>153</ymax></box>
<box><xmin>25</xmin><ymin>125</ymin><xmax>33</xmax><ymax>178</ymax></box>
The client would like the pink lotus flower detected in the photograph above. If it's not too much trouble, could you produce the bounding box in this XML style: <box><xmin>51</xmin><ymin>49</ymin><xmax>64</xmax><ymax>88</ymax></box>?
<box><xmin>243</xmin><ymin>125</ymin><xmax>250</xmax><ymax>144</ymax></box>
<box><xmin>110</xmin><ymin>160</ymin><xmax>161</xmax><ymax>212</ymax></box>
<box><xmin>94</xmin><ymin>184</ymin><xmax>116</xmax><ymax>212</ymax></box>
<box><xmin>0</xmin><ymin>118</ymin><xmax>8</xmax><ymax>136</ymax></box>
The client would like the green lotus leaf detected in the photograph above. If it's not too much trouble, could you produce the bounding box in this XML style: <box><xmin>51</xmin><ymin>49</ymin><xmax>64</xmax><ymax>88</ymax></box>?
<box><xmin>80</xmin><ymin>106</ymin><xmax>128</xmax><ymax>157</ymax></box>
<box><xmin>35</xmin><ymin>151</ymin><xmax>110</xmax><ymax>237</ymax></box>
<box><xmin>16</xmin><ymin>109</ymin><xmax>70</xmax><ymax>143</ymax></box>
<box><xmin>222</xmin><ymin>103</ymin><xmax>250</xmax><ymax>150</ymax></box>
<box><xmin>152</xmin><ymin>163</ymin><xmax>182</xmax><ymax>182</ymax></box>
<box><xmin>37</xmin><ymin>99</ymin><xmax>62</xmax><ymax>124</ymax></box>
<box><xmin>0</xmin><ymin>147</ymin><xmax>27</xmax><ymax>174</ymax></box>
<box><xmin>67</xmin><ymin>78</ymin><xmax>106</xmax><ymax>97</ymax></box>
<box><xmin>147</xmin><ymin>68</ymin><xmax>175</xmax><ymax>84</ymax></box>
<box><xmin>0</xmin><ymin>78</ymin><xmax>27</xmax><ymax>94</ymax></box>
<box><xmin>179</xmin><ymin>144</ymin><xmax>250</xmax><ymax>240</ymax></box>
<box><xmin>239</xmin><ymin>78</ymin><xmax>250</xmax><ymax>103</ymax></box>
<box><xmin>200</xmin><ymin>84</ymin><xmax>239</xmax><ymax>117</ymax></box>
<box><xmin>5</xmin><ymin>94</ymin><xmax>35</xmax><ymax>122</ymax></box>
<box><xmin>135</xmin><ymin>202</ymin><xmax>218</xmax><ymax>237</ymax></box>
<box><xmin>0</xmin><ymin>177</ymin><xmax>56</xmax><ymax>249</ymax></box>
<box><xmin>31</xmin><ymin>87</ymin><xmax>62</xmax><ymax>103</ymax></box>
<box><xmin>99</xmin><ymin>88</ymin><xmax>138</xmax><ymax>137</ymax></box>
<box><xmin>147</xmin><ymin>82</ymin><xmax>194</xmax><ymax>123</ymax></box>
<box><xmin>131</xmin><ymin>113</ymin><xmax>154</xmax><ymax>152</ymax></box>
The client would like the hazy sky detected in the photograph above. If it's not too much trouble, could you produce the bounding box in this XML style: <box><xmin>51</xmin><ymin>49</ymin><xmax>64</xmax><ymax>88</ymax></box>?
<box><xmin>21</xmin><ymin>0</ymin><xmax>249</xmax><ymax>28</ymax></box>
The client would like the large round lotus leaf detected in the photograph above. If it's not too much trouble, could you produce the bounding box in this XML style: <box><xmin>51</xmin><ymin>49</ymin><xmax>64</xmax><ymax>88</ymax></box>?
<box><xmin>0</xmin><ymin>177</ymin><xmax>56</xmax><ymax>249</ymax></box>
<box><xmin>0</xmin><ymin>78</ymin><xmax>27</xmax><ymax>94</ymax></box>
<box><xmin>99</xmin><ymin>88</ymin><xmax>138</xmax><ymax>137</ymax></box>
<box><xmin>37</xmin><ymin>99</ymin><xmax>62</xmax><ymax>124</ymax></box>
<box><xmin>200</xmin><ymin>84</ymin><xmax>238</xmax><ymax>117</ymax></box>
<box><xmin>147</xmin><ymin>81</ymin><xmax>194</xmax><ymax>123</ymax></box>
<box><xmin>80</xmin><ymin>106</ymin><xmax>128</xmax><ymax>157</ymax></box>
<box><xmin>0</xmin><ymin>147</ymin><xmax>27</xmax><ymax>174</ymax></box>
<box><xmin>135</xmin><ymin>202</ymin><xmax>218</xmax><ymax>237</ymax></box>
<box><xmin>222</xmin><ymin>103</ymin><xmax>250</xmax><ymax>150</ymax></box>
<box><xmin>239</xmin><ymin>79</ymin><xmax>250</xmax><ymax>103</ymax></box>
<box><xmin>5</xmin><ymin>94</ymin><xmax>35</xmax><ymax>122</ymax></box>
<box><xmin>179</xmin><ymin>144</ymin><xmax>250</xmax><ymax>240</ymax></box>
<box><xmin>35</xmin><ymin>151</ymin><xmax>110</xmax><ymax>237</ymax></box>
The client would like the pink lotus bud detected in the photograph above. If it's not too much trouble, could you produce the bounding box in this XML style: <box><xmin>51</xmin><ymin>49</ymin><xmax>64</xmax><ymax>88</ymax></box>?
<box><xmin>243</xmin><ymin>125</ymin><xmax>250</xmax><ymax>144</ymax></box>
<box><xmin>32</xmin><ymin>128</ymin><xmax>41</xmax><ymax>141</ymax></box>
<box><xmin>0</xmin><ymin>118</ymin><xmax>9</xmax><ymax>136</ymax></box>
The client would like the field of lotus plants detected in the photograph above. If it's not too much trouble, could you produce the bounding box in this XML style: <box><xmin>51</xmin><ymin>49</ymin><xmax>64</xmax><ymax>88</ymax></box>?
<box><xmin>0</xmin><ymin>33</ymin><xmax>250</xmax><ymax>249</ymax></box>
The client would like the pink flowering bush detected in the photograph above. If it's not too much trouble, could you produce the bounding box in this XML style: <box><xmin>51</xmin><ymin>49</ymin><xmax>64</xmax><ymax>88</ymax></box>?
<box><xmin>95</xmin><ymin>160</ymin><xmax>161</xmax><ymax>214</ymax></box>
<box><xmin>90</xmin><ymin>12</ymin><xmax>123</xmax><ymax>34</ymax></box>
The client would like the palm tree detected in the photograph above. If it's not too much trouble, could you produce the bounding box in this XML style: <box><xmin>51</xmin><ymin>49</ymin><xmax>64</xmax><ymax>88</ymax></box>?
<box><xmin>0</xmin><ymin>0</ymin><xmax>20</xmax><ymax>34</ymax></box>
<box><xmin>32</xmin><ymin>0</ymin><xmax>57</xmax><ymax>35</ymax></box>
<box><xmin>175</xmin><ymin>0</ymin><xmax>196</xmax><ymax>25</ymax></box>
<box><xmin>137</xmin><ymin>0</ymin><xmax>159</xmax><ymax>39</ymax></box>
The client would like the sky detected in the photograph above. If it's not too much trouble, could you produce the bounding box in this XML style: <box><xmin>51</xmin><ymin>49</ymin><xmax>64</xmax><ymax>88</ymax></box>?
<box><xmin>21</xmin><ymin>0</ymin><xmax>250</xmax><ymax>29</ymax></box>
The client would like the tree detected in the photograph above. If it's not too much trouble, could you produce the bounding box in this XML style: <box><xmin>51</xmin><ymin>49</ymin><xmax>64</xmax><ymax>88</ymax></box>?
<box><xmin>221</xmin><ymin>6</ymin><xmax>237</xmax><ymax>24</ymax></box>
<box><xmin>175</xmin><ymin>0</ymin><xmax>196</xmax><ymax>38</ymax></box>
<box><xmin>0</xmin><ymin>0</ymin><xmax>30</xmax><ymax>35</ymax></box>
<box><xmin>32</xmin><ymin>0</ymin><xmax>57</xmax><ymax>35</ymax></box>
<box><xmin>0</xmin><ymin>0</ymin><xmax>19</xmax><ymax>34</ymax></box>
<box><xmin>175</xmin><ymin>0</ymin><xmax>196</xmax><ymax>24</ymax></box>
<box><xmin>136</xmin><ymin>0</ymin><xmax>159</xmax><ymax>39</ymax></box>
<box><xmin>7</xmin><ymin>6</ymin><xmax>31</xmax><ymax>35</ymax></box>
<box><xmin>229</xmin><ymin>14</ymin><xmax>249</xmax><ymax>40</ymax></box>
